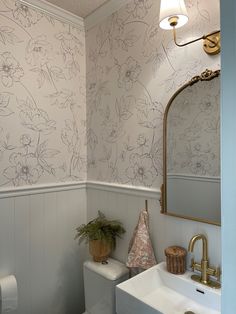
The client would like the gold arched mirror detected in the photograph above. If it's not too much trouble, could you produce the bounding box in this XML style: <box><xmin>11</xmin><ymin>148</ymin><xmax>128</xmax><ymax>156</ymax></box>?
<box><xmin>161</xmin><ymin>69</ymin><xmax>220</xmax><ymax>226</ymax></box>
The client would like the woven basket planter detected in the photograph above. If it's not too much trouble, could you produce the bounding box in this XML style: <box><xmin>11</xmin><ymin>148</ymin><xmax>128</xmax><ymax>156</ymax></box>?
<box><xmin>89</xmin><ymin>240</ymin><xmax>111</xmax><ymax>262</ymax></box>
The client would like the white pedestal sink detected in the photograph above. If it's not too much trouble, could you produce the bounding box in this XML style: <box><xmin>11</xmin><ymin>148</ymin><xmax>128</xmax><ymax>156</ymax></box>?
<box><xmin>116</xmin><ymin>262</ymin><xmax>221</xmax><ymax>314</ymax></box>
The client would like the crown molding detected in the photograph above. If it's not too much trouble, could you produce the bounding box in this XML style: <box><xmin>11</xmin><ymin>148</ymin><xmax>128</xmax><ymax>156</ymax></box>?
<box><xmin>85</xmin><ymin>0</ymin><xmax>132</xmax><ymax>31</ymax></box>
<box><xmin>19</xmin><ymin>0</ymin><xmax>84</xmax><ymax>30</ymax></box>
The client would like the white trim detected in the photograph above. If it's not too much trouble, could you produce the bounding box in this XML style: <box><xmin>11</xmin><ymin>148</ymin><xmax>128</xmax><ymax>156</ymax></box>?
<box><xmin>0</xmin><ymin>181</ymin><xmax>86</xmax><ymax>198</ymax></box>
<box><xmin>0</xmin><ymin>180</ymin><xmax>160</xmax><ymax>199</ymax></box>
<box><xmin>19</xmin><ymin>0</ymin><xmax>84</xmax><ymax>30</ymax></box>
<box><xmin>167</xmin><ymin>173</ymin><xmax>220</xmax><ymax>183</ymax></box>
<box><xmin>86</xmin><ymin>181</ymin><xmax>160</xmax><ymax>199</ymax></box>
<box><xmin>85</xmin><ymin>0</ymin><xmax>132</xmax><ymax>31</ymax></box>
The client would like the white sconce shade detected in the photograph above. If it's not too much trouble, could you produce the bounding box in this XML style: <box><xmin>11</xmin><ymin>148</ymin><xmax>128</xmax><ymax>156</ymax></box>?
<box><xmin>159</xmin><ymin>0</ymin><xmax>189</xmax><ymax>30</ymax></box>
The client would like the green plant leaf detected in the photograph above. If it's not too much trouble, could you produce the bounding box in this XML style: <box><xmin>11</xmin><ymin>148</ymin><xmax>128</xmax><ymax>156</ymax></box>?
<box><xmin>75</xmin><ymin>211</ymin><xmax>125</xmax><ymax>250</ymax></box>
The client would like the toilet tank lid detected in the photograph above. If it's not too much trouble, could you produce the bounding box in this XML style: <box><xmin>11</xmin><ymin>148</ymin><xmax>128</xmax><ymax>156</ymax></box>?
<box><xmin>84</xmin><ymin>258</ymin><xmax>129</xmax><ymax>281</ymax></box>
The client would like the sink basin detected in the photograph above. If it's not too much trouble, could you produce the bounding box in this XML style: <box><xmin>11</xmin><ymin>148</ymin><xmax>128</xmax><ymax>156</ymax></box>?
<box><xmin>116</xmin><ymin>262</ymin><xmax>221</xmax><ymax>314</ymax></box>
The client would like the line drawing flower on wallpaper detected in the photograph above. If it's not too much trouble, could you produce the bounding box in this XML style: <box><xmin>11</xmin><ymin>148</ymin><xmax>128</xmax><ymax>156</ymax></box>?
<box><xmin>136</xmin><ymin>133</ymin><xmax>149</xmax><ymax>150</ymax></box>
<box><xmin>134</xmin><ymin>96</ymin><xmax>164</xmax><ymax>176</ymax></box>
<box><xmin>61</xmin><ymin>119</ymin><xmax>79</xmax><ymax>153</ymax></box>
<box><xmin>126</xmin><ymin>0</ymin><xmax>153</xmax><ymax>19</ymax></box>
<box><xmin>191</xmin><ymin>1</ymin><xmax>213</xmax><ymax>35</ymax></box>
<box><xmin>25</xmin><ymin>35</ymin><xmax>65</xmax><ymax>89</ymax></box>
<box><xmin>20</xmin><ymin>133</ymin><xmax>31</xmax><ymax>149</ymax></box>
<box><xmin>93</xmin><ymin>14</ymin><xmax>122</xmax><ymax>59</ymax></box>
<box><xmin>0</xmin><ymin>24</ymin><xmax>22</xmax><ymax>45</ymax></box>
<box><xmin>18</xmin><ymin>97</ymin><xmax>56</xmax><ymax>134</ymax></box>
<box><xmin>118</xmin><ymin>136</ymin><xmax>136</xmax><ymax>164</ymax></box>
<box><xmin>99</xmin><ymin>144</ymin><xmax>112</xmax><ymax>164</ymax></box>
<box><xmin>16</xmin><ymin>96</ymin><xmax>60</xmax><ymax>176</ymax></box>
<box><xmin>26</xmin><ymin>35</ymin><xmax>52</xmax><ymax>66</ymax></box>
<box><xmin>0</xmin><ymin>127</ymin><xmax>15</xmax><ymax>161</ymax></box>
<box><xmin>87</xmin><ymin>128</ymin><xmax>98</xmax><ymax>153</ymax></box>
<box><xmin>119</xmin><ymin>133</ymin><xmax>150</xmax><ymax>165</ymax></box>
<box><xmin>142</xmin><ymin>16</ymin><xmax>166</xmax><ymax>75</ymax></box>
<box><xmin>115</xmin><ymin>95</ymin><xmax>134</xmax><ymax>121</ymax></box>
<box><xmin>101</xmin><ymin>118</ymin><xmax>125</xmax><ymax>144</ymax></box>
<box><xmin>1</xmin><ymin>0</ymin><xmax>43</xmax><ymax>27</ymax></box>
<box><xmin>190</xmin><ymin>155</ymin><xmax>211</xmax><ymax>176</ymax></box>
<box><xmin>150</xmin><ymin>136</ymin><xmax>163</xmax><ymax>176</ymax></box>
<box><xmin>161</xmin><ymin>59</ymin><xmax>203</xmax><ymax>93</ymax></box>
<box><xmin>90</xmin><ymin>11</ymin><xmax>141</xmax><ymax>63</ymax></box>
<box><xmin>50</xmin><ymin>89</ymin><xmax>86</xmax><ymax>180</ymax></box>
<box><xmin>0</xmin><ymin>92</ymin><xmax>14</xmax><ymax>116</ymax></box>
<box><xmin>116</xmin><ymin>29</ymin><xmax>140</xmax><ymax>53</ymax></box>
<box><xmin>3</xmin><ymin>152</ymin><xmax>43</xmax><ymax>186</ymax></box>
<box><xmin>56</xmin><ymin>30</ymin><xmax>83</xmax><ymax>79</ymax></box>
<box><xmin>2</xmin><ymin>0</ymin><xmax>43</xmax><ymax>27</ymax></box>
<box><xmin>97</xmin><ymin>141</ymin><xmax>124</xmax><ymax>183</ymax></box>
<box><xmin>0</xmin><ymin>51</ymin><xmax>24</xmax><ymax>87</ymax></box>
<box><xmin>136</xmin><ymin>96</ymin><xmax>164</xmax><ymax>129</ymax></box>
<box><xmin>110</xmin><ymin>12</ymin><xmax>140</xmax><ymax>52</ymax></box>
<box><xmin>121</xmin><ymin>128</ymin><xmax>161</xmax><ymax>178</ymax></box>
<box><xmin>61</xmin><ymin>119</ymin><xmax>86</xmax><ymax>180</ymax></box>
<box><xmin>87</xmin><ymin>128</ymin><xmax>98</xmax><ymax>169</ymax></box>
<box><xmin>1</xmin><ymin>128</ymin><xmax>61</xmax><ymax>186</ymax></box>
<box><xmin>49</xmin><ymin>89</ymin><xmax>75</xmax><ymax>109</ymax></box>
<box><xmin>94</xmin><ymin>129</ymin><xmax>160</xmax><ymax>185</ymax></box>
<box><xmin>36</xmin><ymin>139</ymin><xmax>60</xmax><ymax>175</ymax></box>
<box><xmin>117</xmin><ymin>56</ymin><xmax>142</xmax><ymax>91</ymax></box>
<box><xmin>87</xmin><ymin>66</ymin><xmax>110</xmax><ymax>114</ymax></box>
<box><xmin>126</xmin><ymin>153</ymin><xmax>155</xmax><ymax>187</ymax></box>
<box><xmin>56</xmin><ymin>31</ymin><xmax>83</xmax><ymax>56</ymax></box>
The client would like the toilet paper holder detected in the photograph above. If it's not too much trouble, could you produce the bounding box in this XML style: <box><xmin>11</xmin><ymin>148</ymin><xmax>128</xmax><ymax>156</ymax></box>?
<box><xmin>0</xmin><ymin>275</ymin><xmax>18</xmax><ymax>313</ymax></box>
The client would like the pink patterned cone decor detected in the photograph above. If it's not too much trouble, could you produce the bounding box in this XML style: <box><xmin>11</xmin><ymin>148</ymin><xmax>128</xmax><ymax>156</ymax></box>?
<box><xmin>126</xmin><ymin>208</ymin><xmax>157</xmax><ymax>270</ymax></box>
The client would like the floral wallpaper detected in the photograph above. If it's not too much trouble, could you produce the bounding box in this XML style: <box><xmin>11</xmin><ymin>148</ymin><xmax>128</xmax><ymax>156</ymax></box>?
<box><xmin>86</xmin><ymin>0</ymin><xmax>220</xmax><ymax>188</ymax></box>
<box><xmin>0</xmin><ymin>0</ymin><xmax>221</xmax><ymax>190</ymax></box>
<box><xmin>0</xmin><ymin>0</ymin><xmax>86</xmax><ymax>188</ymax></box>
<box><xmin>167</xmin><ymin>77</ymin><xmax>220</xmax><ymax>177</ymax></box>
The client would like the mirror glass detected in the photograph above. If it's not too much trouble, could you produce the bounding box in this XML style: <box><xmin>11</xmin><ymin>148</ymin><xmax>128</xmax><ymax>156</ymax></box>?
<box><xmin>162</xmin><ymin>70</ymin><xmax>220</xmax><ymax>225</ymax></box>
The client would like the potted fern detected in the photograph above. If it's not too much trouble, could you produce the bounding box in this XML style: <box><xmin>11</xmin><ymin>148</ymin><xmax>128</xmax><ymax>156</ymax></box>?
<box><xmin>75</xmin><ymin>211</ymin><xmax>125</xmax><ymax>262</ymax></box>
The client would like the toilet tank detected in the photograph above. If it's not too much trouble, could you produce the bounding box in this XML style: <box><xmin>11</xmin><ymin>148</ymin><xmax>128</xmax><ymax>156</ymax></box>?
<box><xmin>83</xmin><ymin>258</ymin><xmax>129</xmax><ymax>314</ymax></box>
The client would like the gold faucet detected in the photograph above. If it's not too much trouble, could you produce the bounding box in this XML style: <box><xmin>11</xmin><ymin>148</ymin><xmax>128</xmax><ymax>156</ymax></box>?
<box><xmin>188</xmin><ymin>234</ymin><xmax>221</xmax><ymax>289</ymax></box>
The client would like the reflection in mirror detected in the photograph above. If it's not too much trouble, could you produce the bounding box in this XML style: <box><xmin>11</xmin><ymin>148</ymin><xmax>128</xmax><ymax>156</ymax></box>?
<box><xmin>161</xmin><ymin>69</ymin><xmax>220</xmax><ymax>225</ymax></box>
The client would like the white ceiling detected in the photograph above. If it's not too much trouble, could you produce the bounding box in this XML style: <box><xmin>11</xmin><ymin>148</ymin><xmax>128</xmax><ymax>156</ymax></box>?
<box><xmin>45</xmin><ymin>0</ymin><xmax>110</xmax><ymax>18</ymax></box>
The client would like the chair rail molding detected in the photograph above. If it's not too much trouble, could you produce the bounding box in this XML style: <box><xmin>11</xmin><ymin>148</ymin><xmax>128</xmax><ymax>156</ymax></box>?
<box><xmin>0</xmin><ymin>180</ymin><xmax>160</xmax><ymax>199</ymax></box>
<box><xmin>0</xmin><ymin>181</ymin><xmax>86</xmax><ymax>198</ymax></box>
<box><xmin>86</xmin><ymin>181</ymin><xmax>160</xmax><ymax>199</ymax></box>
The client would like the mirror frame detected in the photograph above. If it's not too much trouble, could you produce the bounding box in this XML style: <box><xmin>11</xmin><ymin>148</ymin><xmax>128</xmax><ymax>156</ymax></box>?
<box><xmin>160</xmin><ymin>69</ymin><xmax>221</xmax><ymax>226</ymax></box>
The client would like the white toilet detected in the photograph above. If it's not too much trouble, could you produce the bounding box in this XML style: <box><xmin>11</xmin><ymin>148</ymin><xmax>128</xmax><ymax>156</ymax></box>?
<box><xmin>83</xmin><ymin>258</ymin><xmax>129</xmax><ymax>314</ymax></box>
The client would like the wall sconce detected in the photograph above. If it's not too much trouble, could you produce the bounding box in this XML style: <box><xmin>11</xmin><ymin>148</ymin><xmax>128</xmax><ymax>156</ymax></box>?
<box><xmin>159</xmin><ymin>0</ymin><xmax>220</xmax><ymax>55</ymax></box>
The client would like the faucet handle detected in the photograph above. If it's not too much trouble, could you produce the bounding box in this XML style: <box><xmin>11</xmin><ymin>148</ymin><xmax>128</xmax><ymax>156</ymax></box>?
<box><xmin>215</xmin><ymin>267</ymin><xmax>221</xmax><ymax>281</ymax></box>
<box><xmin>190</xmin><ymin>257</ymin><xmax>195</xmax><ymax>271</ymax></box>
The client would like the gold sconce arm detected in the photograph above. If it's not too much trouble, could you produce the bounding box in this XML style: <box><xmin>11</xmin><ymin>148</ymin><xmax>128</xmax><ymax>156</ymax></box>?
<box><xmin>172</xmin><ymin>27</ymin><xmax>221</xmax><ymax>55</ymax></box>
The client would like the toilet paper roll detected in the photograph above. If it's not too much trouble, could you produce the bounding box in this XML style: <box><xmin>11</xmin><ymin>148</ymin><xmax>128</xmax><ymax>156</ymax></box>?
<box><xmin>0</xmin><ymin>275</ymin><xmax>17</xmax><ymax>313</ymax></box>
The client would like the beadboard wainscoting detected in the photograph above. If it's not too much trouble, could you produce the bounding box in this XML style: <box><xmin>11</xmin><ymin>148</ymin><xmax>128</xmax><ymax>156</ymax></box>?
<box><xmin>0</xmin><ymin>185</ymin><xmax>87</xmax><ymax>314</ymax></box>
<box><xmin>86</xmin><ymin>183</ymin><xmax>221</xmax><ymax>268</ymax></box>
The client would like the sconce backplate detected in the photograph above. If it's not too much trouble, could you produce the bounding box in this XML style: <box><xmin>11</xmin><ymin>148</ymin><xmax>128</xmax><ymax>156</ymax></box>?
<box><xmin>203</xmin><ymin>31</ymin><xmax>221</xmax><ymax>55</ymax></box>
